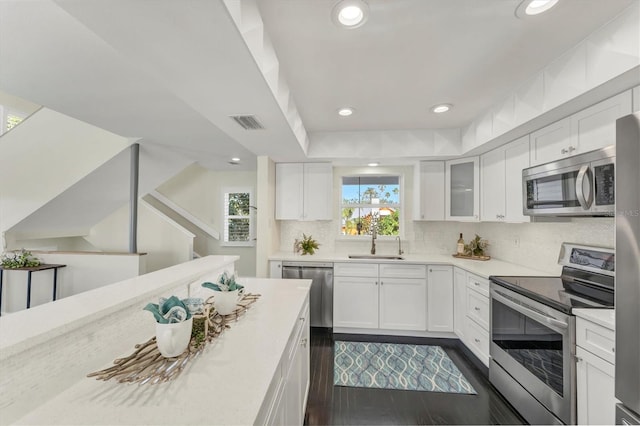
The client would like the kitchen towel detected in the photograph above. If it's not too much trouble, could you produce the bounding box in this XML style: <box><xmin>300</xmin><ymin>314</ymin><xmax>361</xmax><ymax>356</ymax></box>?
<box><xmin>334</xmin><ymin>341</ymin><xmax>476</xmax><ymax>394</ymax></box>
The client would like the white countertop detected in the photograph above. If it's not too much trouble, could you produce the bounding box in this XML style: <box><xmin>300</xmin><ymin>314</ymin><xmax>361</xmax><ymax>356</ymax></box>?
<box><xmin>14</xmin><ymin>278</ymin><xmax>311</xmax><ymax>425</ymax></box>
<box><xmin>574</xmin><ymin>308</ymin><xmax>615</xmax><ymax>330</ymax></box>
<box><xmin>269</xmin><ymin>252</ymin><xmax>553</xmax><ymax>279</ymax></box>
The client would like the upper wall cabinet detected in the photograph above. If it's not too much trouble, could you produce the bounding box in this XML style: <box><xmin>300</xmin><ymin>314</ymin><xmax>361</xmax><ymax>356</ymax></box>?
<box><xmin>481</xmin><ymin>135</ymin><xmax>530</xmax><ymax>223</ymax></box>
<box><xmin>275</xmin><ymin>163</ymin><xmax>333</xmax><ymax>221</ymax></box>
<box><xmin>570</xmin><ymin>90</ymin><xmax>632</xmax><ymax>153</ymax></box>
<box><xmin>531</xmin><ymin>90</ymin><xmax>632</xmax><ymax>166</ymax></box>
<box><xmin>445</xmin><ymin>157</ymin><xmax>479</xmax><ymax>222</ymax></box>
<box><xmin>413</xmin><ymin>161</ymin><xmax>445</xmax><ymax>221</ymax></box>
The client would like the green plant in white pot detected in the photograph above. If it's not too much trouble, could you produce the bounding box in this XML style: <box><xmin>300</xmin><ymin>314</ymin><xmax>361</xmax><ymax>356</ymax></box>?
<box><xmin>202</xmin><ymin>271</ymin><xmax>245</xmax><ymax>315</ymax></box>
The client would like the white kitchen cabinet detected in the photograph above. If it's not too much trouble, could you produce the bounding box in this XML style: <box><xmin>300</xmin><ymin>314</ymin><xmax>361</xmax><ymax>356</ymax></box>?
<box><xmin>427</xmin><ymin>265</ymin><xmax>454</xmax><ymax>332</ymax></box>
<box><xmin>480</xmin><ymin>146</ymin><xmax>506</xmax><ymax>222</ymax></box>
<box><xmin>530</xmin><ymin>116</ymin><xmax>572</xmax><ymax>166</ymax></box>
<box><xmin>503</xmin><ymin>136</ymin><xmax>531</xmax><ymax>222</ymax></box>
<box><xmin>333</xmin><ymin>262</ymin><xmax>427</xmax><ymax>331</ymax></box>
<box><xmin>333</xmin><ymin>276</ymin><xmax>379</xmax><ymax>329</ymax></box>
<box><xmin>481</xmin><ymin>135</ymin><xmax>530</xmax><ymax>223</ymax></box>
<box><xmin>633</xmin><ymin>86</ymin><xmax>640</xmax><ymax>112</ymax></box>
<box><xmin>269</xmin><ymin>260</ymin><xmax>282</xmax><ymax>278</ymax></box>
<box><xmin>462</xmin><ymin>273</ymin><xmax>490</xmax><ymax>367</ymax></box>
<box><xmin>576</xmin><ymin>316</ymin><xmax>617</xmax><ymax>425</ymax></box>
<box><xmin>275</xmin><ymin>163</ymin><xmax>332</xmax><ymax>221</ymax></box>
<box><xmin>576</xmin><ymin>347</ymin><xmax>616</xmax><ymax>426</ymax></box>
<box><xmin>260</xmin><ymin>298</ymin><xmax>309</xmax><ymax>426</ymax></box>
<box><xmin>531</xmin><ymin>91</ymin><xmax>632</xmax><ymax>167</ymax></box>
<box><xmin>413</xmin><ymin>161</ymin><xmax>445</xmax><ymax>221</ymax></box>
<box><xmin>445</xmin><ymin>157</ymin><xmax>479</xmax><ymax>221</ymax></box>
<box><xmin>379</xmin><ymin>277</ymin><xmax>427</xmax><ymax>331</ymax></box>
<box><xmin>570</xmin><ymin>90</ymin><xmax>632</xmax><ymax>153</ymax></box>
<box><xmin>453</xmin><ymin>267</ymin><xmax>467</xmax><ymax>339</ymax></box>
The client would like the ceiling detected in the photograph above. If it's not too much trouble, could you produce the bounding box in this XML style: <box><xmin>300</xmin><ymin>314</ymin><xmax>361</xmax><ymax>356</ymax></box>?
<box><xmin>257</xmin><ymin>0</ymin><xmax>636</xmax><ymax>132</ymax></box>
<box><xmin>0</xmin><ymin>0</ymin><xmax>637</xmax><ymax>169</ymax></box>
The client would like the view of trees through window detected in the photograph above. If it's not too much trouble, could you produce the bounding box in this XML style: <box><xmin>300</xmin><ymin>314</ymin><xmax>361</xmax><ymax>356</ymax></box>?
<box><xmin>6</xmin><ymin>115</ymin><xmax>23</xmax><ymax>132</ymax></box>
<box><xmin>224</xmin><ymin>191</ymin><xmax>252</xmax><ymax>243</ymax></box>
<box><xmin>341</xmin><ymin>176</ymin><xmax>400</xmax><ymax>236</ymax></box>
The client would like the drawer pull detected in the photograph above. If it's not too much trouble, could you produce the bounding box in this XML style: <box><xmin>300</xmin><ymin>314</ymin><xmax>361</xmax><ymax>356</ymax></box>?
<box><xmin>474</xmin><ymin>307</ymin><xmax>480</xmax><ymax>311</ymax></box>
<box><xmin>474</xmin><ymin>338</ymin><xmax>480</xmax><ymax>343</ymax></box>
<box><xmin>612</xmin><ymin>347</ymin><xmax>615</xmax><ymax>353</ymax></box>
<box><xmin>474</xmin><ymin>282</ymin><xmax>480</xmax><ymax>286</ymax></box>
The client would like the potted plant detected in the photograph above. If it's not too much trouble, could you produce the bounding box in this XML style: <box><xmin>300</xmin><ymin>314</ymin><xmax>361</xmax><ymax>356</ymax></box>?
<box><xmin>294</xmin><ymin>234</ymin><xmax>320</xmax><ymax>255</ymax></box>
<box><xmin>143</xmin><ymin>296</ymin><xmax>193</xmax><ymax>358</ymax></box>
<box><xmin>1</xmin><ymin>249</ymin><xmax>41</xmax><ymax>268</ymax></box>
<box><xmin>202</xmin><ymin>271</ymin><xmax>244</xmax><ymax>315</ymax></box>
<box><xmin>464</xmin><ymin>234</ymin><xmax>489</xmax><ymax>257</ymax></box>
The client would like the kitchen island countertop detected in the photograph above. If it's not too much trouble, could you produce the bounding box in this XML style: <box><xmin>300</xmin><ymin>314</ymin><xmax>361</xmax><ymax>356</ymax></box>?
<box><xmin>11</xmin><ymin>277</ymin><xmax>311</xmax><ymax>425</ymax></box>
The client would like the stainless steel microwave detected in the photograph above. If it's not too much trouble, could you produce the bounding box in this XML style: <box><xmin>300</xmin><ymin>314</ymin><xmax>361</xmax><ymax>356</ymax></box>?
<box><xmin>523</xmin><ymin>145</ymin><xmax>615</xmax><ymax>216</ymax></box>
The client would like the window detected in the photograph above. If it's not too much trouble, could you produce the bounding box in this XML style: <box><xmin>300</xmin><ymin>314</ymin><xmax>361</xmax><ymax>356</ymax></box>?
<box><xmin>223</xmin><ymin>189</ymin><xmax>254</xmax><ymax>246</ymax></box>
<box><xmin>341</xmin><ymin>175</ymin><xmax>400</xmax><ymax>236</ymax></box>
<box><xmin>0</xmin><ymin>105</ymin><xmax>26</xmax><ymax>135</ymax></box>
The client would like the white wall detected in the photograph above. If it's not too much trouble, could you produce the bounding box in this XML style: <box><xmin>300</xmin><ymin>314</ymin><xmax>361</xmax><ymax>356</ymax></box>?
<box><xmin>156</xmin><ymin>164</ymin><xmax>258</xmax><ymax>276</ymax></box>
<box><xmin>278</xmin><ymin>164</ymin><xmax>614</xmax><ymax>275</ymax></box>
<box><xmin>0</xmin><ymin>251</ymin><xmax>144</xmax><ymax>314</ymax></box>
<box><xmin>0</xmin><ymin>108</ymin><xmax>131</xmax><ymax>237</ymax></box>
<box><xmin>85</xmin><ymin>201</ymin><xmax>193</xmax><ymax>273</ymax></box>
<box><xmin>255</xmin><ymin>156</ymin><xmax>280</xmax><ymax>277</ymax></box>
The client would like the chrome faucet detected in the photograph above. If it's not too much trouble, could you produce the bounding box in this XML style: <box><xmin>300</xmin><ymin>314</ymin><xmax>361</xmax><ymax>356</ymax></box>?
<box><xmin>396</xmin><ymin>236</ymin><xmax>404</xmax><ymax>256</ymax></box>
<box><xmin>370</xmin><ymin>225</ymin><xmax>377</xmax><ymax>255</ymax></box>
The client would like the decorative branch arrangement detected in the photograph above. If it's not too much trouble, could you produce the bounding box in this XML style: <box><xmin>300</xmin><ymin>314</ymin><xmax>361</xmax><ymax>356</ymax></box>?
<box><xmin>87</xmin><ymin>293</ymin><xmax>260</xmax><ymax>385</ymax></box>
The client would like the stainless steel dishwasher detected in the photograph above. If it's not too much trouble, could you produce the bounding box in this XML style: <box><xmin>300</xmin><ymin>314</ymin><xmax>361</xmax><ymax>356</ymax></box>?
<box><xmin>281</xmin><ymin>261</ymin><xmax>333</xmax><ymax>328</ymax></box>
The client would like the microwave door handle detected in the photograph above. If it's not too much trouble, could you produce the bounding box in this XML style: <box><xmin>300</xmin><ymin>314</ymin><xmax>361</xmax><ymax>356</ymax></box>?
<box><xmin>575</xmin><ymin>165</ymin><xmax>593</xmax><ymax>210</ymax></box>
<box><xmin>491</xmin><ymin>290</ymin><xmax>569</xmax><ymax>331</ymax></box>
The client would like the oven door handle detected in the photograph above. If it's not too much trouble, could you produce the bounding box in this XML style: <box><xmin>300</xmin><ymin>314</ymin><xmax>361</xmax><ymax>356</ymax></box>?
<box><xmin>491</xmin><ymin>290</ymin><xmax>569</xmax><ymax>330</ymax></box>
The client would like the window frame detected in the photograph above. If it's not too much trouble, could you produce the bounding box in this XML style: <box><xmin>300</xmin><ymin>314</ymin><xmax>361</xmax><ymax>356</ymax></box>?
<box><xmin>221</xmin><ymin>187</ymin><xmax>255</xmax><ymax>247</ymax></box>
<box><xmin>338</xmin><ymin>174</ymin><xmax>404</xmax><ymax>240</ymax></box>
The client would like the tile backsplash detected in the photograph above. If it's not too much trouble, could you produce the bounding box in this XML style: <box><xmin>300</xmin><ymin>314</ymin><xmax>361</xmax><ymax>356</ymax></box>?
<box><xmin>280</xmin><ymin>217</ymin><xmax>614</xmax><ymax>275</ymax></box>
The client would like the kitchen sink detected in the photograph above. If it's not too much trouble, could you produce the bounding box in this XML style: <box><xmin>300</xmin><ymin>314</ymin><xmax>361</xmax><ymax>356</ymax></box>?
<box><xmin>348</xmin><ymin>254</ymin><xmax>405</xmax><ymax>260</ymax></box>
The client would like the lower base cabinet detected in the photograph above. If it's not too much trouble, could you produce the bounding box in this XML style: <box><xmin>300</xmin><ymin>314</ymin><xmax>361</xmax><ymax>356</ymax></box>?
<box><xmin>576</xmin><ymin>316</ymin><xmax>617</xmax><ymax>425</ymax></box>
<box><xmin>458</xmin><ymin>271</ymin><xmax>490</xmax><ymax>367</ymax></box>
<box><xmin>333</xmin><ymin>263</ymin><xmax>428</xmax><ymax>331</ymax></box>
<box><xmin>576</xmin><ymin>346</ymin><xmax>616</xmax><ymax>425</ymax></box>
<box><xmin>260</xmin><ymin>299</ymin><xmax>310</xmax><ymax>425</ymax></box>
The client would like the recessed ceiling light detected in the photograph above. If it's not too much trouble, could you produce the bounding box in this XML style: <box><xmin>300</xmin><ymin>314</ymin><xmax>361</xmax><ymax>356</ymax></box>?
<box><xmin>338</xmin><ymin>107</ymin><xmax>354</xmax><ymax>117</ymax></box>
<box><xmin>368</xmin><ymin>162</ymin><xmax>379</xmax><ymax>167</ymax></box>
<box><xmin>332</xmin><ymin>0</ymin><xmax>369</xmax><ymax>29</ymax></box>
<box><xmin>516</xmin><ymin>0</ymin><xmax>559</xmax><ymax>18</ymax></box>
<box><xmin>231</xmin><ymin>157</ymin><xmax>240</xmax><ymax>162</ymax></box>
<box><xmin>431</xmin><ymin>104</ymin><xmax>452</xmax><ymax>113</ymax></box>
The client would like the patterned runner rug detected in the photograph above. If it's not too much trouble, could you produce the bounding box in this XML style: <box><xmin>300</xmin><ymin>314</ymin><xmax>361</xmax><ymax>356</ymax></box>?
<box><xmin>334</xmin><ymin>341</ymin><xmax>476</xmax><ymax>394</ymax></box>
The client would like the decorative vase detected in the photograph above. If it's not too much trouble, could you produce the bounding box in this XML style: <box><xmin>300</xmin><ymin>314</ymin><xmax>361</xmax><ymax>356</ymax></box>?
<box><xmin>155</xmin><ymin>317</ymin><xmax>193</xmax><ymax>358</ymax></box>
<box><xmin>214</xmin><ymin>289</ymin><xmax>243</xmax><ymax>315</ymax></box>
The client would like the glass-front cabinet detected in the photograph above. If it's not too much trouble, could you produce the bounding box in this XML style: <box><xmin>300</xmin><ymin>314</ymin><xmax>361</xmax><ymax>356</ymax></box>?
<box><xmin>445</xmin><ymin>157</ymin><xmax>479</xmax><ymax>221</ymax></box>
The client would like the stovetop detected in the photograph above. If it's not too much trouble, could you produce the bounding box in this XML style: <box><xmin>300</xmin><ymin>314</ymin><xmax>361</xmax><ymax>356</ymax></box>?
<box><xmin>489</xmin><ymin>274</ymin><xmax>614</xmax><ymax>314</ymax></box>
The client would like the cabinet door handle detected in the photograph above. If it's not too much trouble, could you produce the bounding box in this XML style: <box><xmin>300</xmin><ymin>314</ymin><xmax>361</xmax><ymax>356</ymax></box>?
<box><xmin>474</xmin><ymin>307</ymin><xmax>480</xmax><ymax>311</ymax></box>
<box><xmin>561</xmin><ymin>148</ymin><xmax>568</xmax><ymax>154</ymax></box>
<box><xmin>568</xmin><ymin>146</ymin><xmax>576</xmax><ymax>152</ymax></box>
<box><xmin>474</xmin><ymin>338</ymin><xmax>480</xmax><ymax>343</ymax></box>
<box><xmin>301</xmin><ymin>338</ymin><xmax>308</xmax><ymax>348</ymax></box>
<box><xmin>380</xmin><ymin>281</ymin><xmax>384</xmax><ymax>286</ymax></box>
<box><xmin>375</xmin><ymin>281</ymin><xmax>378</xmax><ymax>286</ymax></box>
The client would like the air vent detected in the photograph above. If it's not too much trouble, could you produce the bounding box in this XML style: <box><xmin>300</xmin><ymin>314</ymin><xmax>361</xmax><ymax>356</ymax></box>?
<box><xmin>229</xmin><ymin>115</ymin><xmax>265</xmax><ymax>130</ymax></box>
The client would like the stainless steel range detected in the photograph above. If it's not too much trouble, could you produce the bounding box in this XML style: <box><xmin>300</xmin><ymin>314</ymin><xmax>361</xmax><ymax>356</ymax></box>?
<box><xmin>489</xmin><ymin>243</ymin><xmax>614</xmax><ymax>425</ymax></box>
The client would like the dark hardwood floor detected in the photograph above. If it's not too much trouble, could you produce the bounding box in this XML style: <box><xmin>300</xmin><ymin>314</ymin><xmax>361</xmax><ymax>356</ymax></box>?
<box><xmin>304</xmin><ymin>328</ymin><xmax>526</xmax><ymax>425</ymax></box>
